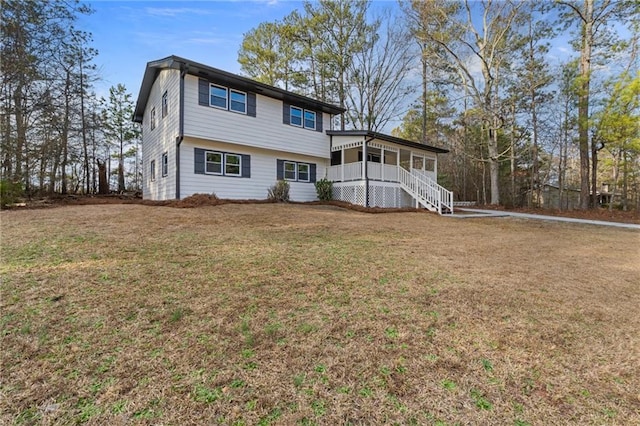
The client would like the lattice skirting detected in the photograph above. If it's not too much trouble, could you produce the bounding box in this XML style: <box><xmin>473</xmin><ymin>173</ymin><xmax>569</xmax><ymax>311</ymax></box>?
<box><xmin>333</xmin><ymin>181</ymin><xmax>414</xmax><ymax>208</ymax></box>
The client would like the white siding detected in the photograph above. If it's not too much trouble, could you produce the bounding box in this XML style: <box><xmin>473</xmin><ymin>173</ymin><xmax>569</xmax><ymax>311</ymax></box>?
<box><xmin>142</xmin><ymin>69</ymin><xmax>181</xmax><ymax>200</ymax></box>
<box><xmin>183</xmin><ymin>75</ymin><xmax>331</xmax><ymax>159</ymax></box>
<box><xmin>180</xmin><ymin>137</ymin><xmax>326</xmax><ymax>202</ymax></box>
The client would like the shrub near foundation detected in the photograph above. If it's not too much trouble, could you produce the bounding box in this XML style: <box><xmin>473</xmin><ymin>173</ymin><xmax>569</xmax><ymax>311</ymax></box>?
<box><xmin>314</xmin><ymin>178</ymin><xmax>333</xmax><ymax>201</ymax></box>
<box><xmin>267</xmin><ymin>180</ymin><xmax>290</xmax><ymax>202</ymax></box>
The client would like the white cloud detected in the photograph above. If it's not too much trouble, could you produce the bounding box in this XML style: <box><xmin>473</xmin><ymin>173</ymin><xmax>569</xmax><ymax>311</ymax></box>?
<box><xmin>145</xmin><ymin>7</ymin><xmax>213</xmax><ymax>17</ymax></box>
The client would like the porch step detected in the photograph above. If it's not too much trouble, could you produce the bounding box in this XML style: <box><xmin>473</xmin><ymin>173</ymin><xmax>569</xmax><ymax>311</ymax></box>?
<box><xmin>398</xmin><ymin>168</ymin><xmax>454</xmax><ymax>215</ymax></box>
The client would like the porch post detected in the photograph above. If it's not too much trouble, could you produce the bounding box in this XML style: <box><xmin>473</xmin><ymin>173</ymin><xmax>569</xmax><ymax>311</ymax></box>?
<box><xmin>396</xmin><ymin>149</ymin><xmax>400</xmax><ymax>181</ymax></box>
<box><xmin>363</xmin><ymin>138</ymin><xmax>368</xmax><ymax>207</ymax></box>
<box><xmin>341</xmin><ymin>148</ymin><xmax>344</xmax><ymax>182</ymax></box>
<box><xmin>434</xmin><ymin>155</ymin><xmax>438</xmax><ymax>183</ymax></box>
<box><xmin>381</xmin><ymin>146</ymin><xmax>385</xmax><ymax>181</ymax></box>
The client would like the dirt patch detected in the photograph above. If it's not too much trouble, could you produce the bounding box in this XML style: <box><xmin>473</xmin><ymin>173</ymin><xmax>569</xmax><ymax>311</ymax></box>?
<box><xmin>2</xmin><ymin>204</ymin><xmax>638</xmax><ymax>424</ymax></box>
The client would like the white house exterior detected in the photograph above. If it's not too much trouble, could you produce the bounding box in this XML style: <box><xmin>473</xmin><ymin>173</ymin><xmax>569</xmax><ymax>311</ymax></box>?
<box><xmin>133</xmin><ymin>56</ymin><xmax>453</xmax><ymax>213</ymax></box>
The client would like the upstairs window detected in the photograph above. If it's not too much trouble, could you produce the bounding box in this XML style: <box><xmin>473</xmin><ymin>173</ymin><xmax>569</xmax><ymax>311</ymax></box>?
<box><xmin>150</xmin><ymin>107</ymin><xmax>156</xmax><ymax>130</ymax></box>
<box><xmin>290</xmin><ymin>106</ymin><xmax>303</xmax><ymax>127</ymax></box>
<box><xmin>304</xmin><ymin>110</ymin><xmax>316</xmax><ymax>130</ymax></box>
<box><xmin>230</xmin><ymin>90</ymin><xmax>247</xmax><ymax>114</ymax></box>
<box><xmin>162</xmin><ymin>91</ymin><xmax>168</xmax><ymax>118</ymax></box>
<box><xmin>289</xmin><ymin>106</ymin><xmax>317</xmax><ymax>130</ymax></box>
<box><xmin>210</xmin><ymin>85</ymin><xmax>228</xmax><ymax>109</ymax></box>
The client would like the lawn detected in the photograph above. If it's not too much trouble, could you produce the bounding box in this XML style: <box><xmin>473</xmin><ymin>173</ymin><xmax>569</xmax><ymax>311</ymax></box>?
<box><xmin>1</xmin><ymin>203</ymin><xmax>639</xmax><ymax>425</ymax></box>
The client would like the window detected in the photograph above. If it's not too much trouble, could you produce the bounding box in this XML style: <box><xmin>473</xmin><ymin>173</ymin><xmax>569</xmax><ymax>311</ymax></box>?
<box><xmin>290</xmin><ymin>106</ymin><xmax>303</xmax><ymax>127</ymax></box>
<box><xmin>297</xmin><ymin>163</ymin><xmax>310</xmax><ymax>182</ymax></box>
<box><xmin>304</xmin><ymin>110</ymin><xmax>316</xmax><ymax>130</ymax></box>
<box><xmin>161</xmin><ymin>152</ymin><xmax>168</xmax><ymax>177</ymax></box>
<box><xmin>225</xmin><ymin>153</ymin><xmax>241</xmax><ymax>176</ymax></box>
<box><xmin>203</xmin><ymin>151</ymin><xmax>244</xmax><ymax>177</ymax></box>
<box><xmin>162</xmin><ymin>91</ymin><xmax>168</xmax><ymax>118</ymax></box>
<box><xmin>278</xmin><ymin>159</ymin><xmax>314</xmax><ymax>183</ymax></box>
<box><xmin>150</xmin><ymin>107</ymin><xmax>156</xmax><ymax>130</ymax></box>
<box><xmin>229</xmin><ymin>90</ymin><xmax>247</xmax><ymax>114</ymax></box>
<box><xmin>205</xmin><ymin>152</ymin><xmax>222</xmax><ymax>174</ymax></box>
<box><xmin>284</xmin><ymin>161</ymin><xmax>297</xmax><ymax>180</ymax></box>
<box><xmin>289</xmin><ymin>106</ymin><xmax>318</xmax><ymax>130</ymax></box>
<box><xmin>210</xmin><ymin>85</ymin><xmax>228</xmax><ymax>109</ymax></box>
<box><xmin>150</xmin><ymin>160</ymin><xmax>156</xmax><ymax>181</ymax></box>
<box><xmin>425</xmin><ymin>158</ymin><xmax>435</xmax><ymax>172</ymax></box>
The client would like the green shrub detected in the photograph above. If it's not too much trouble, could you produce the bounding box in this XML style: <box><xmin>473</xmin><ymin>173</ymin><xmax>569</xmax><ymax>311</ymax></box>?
<box><xmin>268</xmin><ymin>180</ymin><xmax>290</xmax><ymax>202</ymax></box>
<box><xmin>0</xmin><ymin>180</ymin><xmax>23</xmax><ymax>208</ymax></box>
<box><xmin>314</xmin><ymin>178</ymin><xmax>333</xmax><ymax>201</ymax></box>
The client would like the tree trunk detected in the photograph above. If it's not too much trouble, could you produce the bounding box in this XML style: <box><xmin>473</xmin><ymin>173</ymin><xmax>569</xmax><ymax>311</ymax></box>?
<box><xmin>578</xmin><ymin>0</ymin><xmax>594</xmax><ymax>209</ymax></box>
<box><xmin>97</xmin><ymin>159</ymin><xmax>109</xmax><ymax>194</ymax></box>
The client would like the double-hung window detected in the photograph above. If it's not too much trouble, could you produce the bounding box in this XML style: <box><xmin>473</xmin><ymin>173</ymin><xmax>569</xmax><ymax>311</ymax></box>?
<box><xmin>205</xmin><ymin>152</ymin><xmax>222</xmax><ymax>174</ymax></box>
<box><xmin>225</xmin><ymin>153</ymin><xmax>241</xmax><ymax>176</ymax></box>
<box><xmin>304</xmin><ymin>110</ymin><xmax>316</xmax><ymax>130</ymax></box>
<box><xmin>150</xmin><ymin>160</ymin><xmax>156</xmax><ymax>181</ymax></box>
<box><xmin>210</xmin><ymin>85</ymin><xmax>228</xmax><ymax>109</ymax></box>
<box><xmin>161</xmin><ymin>152</ymin><xmax>168</xmax><ymax>177</ymax></box>
<box><xmin>162</xmin><ymin>91</ymin><xmax>168</xmax><ymax>118</ymax></box>
<box><xmin>297</xmin><ymin>163</ymin><xmax>310</xmax><ymax>182</ymax></box>
<box><xmin>229</xmin><ymin>90</ymin><xmax>247</xmax><ymax>114</ymax></box>
<box><xmin>204</xmin><ymin>151</ymin><xmax>242</xmax><ymax>177</ymax></box>
<box><xmin>290</xmin><ymin>106</ymin><xmax>303</xmax><ymax>127</ymax></box>
<box><xmin>150</xmin><ymin>107</ymin><xmax>156</xmax><ymax>130</ymax></box>
<box><xmin>284</xmin><ymin>161</ymin><xmax>297</xmax><ymax>180</ymax></box>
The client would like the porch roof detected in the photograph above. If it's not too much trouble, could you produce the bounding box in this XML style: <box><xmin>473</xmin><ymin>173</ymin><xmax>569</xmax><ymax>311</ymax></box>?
<box><xmin>326</xmin><ymin>130</ymin><xmax>449</xmax><ymax>154</ymax></box>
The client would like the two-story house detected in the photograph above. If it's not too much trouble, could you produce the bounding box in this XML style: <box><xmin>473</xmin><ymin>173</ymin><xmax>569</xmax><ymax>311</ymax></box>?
<box><xmin>133</xmin><ymin>56</ymin><xmax>453</xmax><ymax>213</ymax></box>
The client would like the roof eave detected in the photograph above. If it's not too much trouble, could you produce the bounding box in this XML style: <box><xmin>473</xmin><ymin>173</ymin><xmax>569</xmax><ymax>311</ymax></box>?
<box><xmin>133</xmin><ymin>55</ymin><xmax>345</xmax><ymax>123</ymax></box>
<box><xmin>326</xmin><ymin>130</ymin><xmax>449</xmax><ymax>154</ymax></box>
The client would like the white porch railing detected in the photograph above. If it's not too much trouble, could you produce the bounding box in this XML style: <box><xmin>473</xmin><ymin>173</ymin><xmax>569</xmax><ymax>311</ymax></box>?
<box><xmin>398</xmin><ymin>168</ymin><xmax>453</xmax><ymax>214</ymax></box>
<box><xmin>328</xmin><ymin>162</ymin><xmax>399</xmax><ymax>183</ymax></box>
<box><xmin>328</xmin><ymin>162</ymin><xmax>453</xmax><ymax>214</ymax></box>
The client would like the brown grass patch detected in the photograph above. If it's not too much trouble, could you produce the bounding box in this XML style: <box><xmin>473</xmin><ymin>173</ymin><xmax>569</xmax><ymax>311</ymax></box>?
<box><xmin>1</xmin><ymin>204</ymin><xmax>639</xmax><ymax>424</ymax></box>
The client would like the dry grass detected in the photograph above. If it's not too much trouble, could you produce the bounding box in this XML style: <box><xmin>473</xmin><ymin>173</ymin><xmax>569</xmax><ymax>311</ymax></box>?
<box><xmin>1</xmin><ymin>203</ymin><xmax>639</xmax><ymax>425</ymax></box>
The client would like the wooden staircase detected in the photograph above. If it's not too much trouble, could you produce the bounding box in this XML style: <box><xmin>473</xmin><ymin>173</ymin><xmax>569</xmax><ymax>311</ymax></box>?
<box><xmin>398</xmin><ymin>168</ymin><xmax>453</xmax><ymax>215</ymax></box>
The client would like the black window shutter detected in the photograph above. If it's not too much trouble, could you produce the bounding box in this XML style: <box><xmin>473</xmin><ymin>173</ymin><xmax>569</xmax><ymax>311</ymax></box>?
<box><xmin>194</xmin><ymin>148</ymin><xmax>205</xmax><ymax>174</ymax></box>
<box><xmin>276</xmin><ymin>159</ymin><xmax>284</xmax><ymax>180</ymax></box>
<box><xmin>282</xmin><ymin>102</ymin><xmax>290</xmax><ymax>125</ymax></box>
<box><xmin>316</xmin><ymin>111</ymin><xmax>323</xmax><ymax>132</ymax></box>
<box><xmin>241</xmin><ymin>155</ymin><xmax>251</xmax><ymax>178</ymax></box>
<box><xmin>198</xmin><ymin>79</ymin><xmax>209</xmax><ymax>106</ymax></box>
<box><xmin>310</xmin><ymin>163</ymin><xmax>317</xmax><ymax>183</ymax></box>
<box><xmin>247</xmin><ymin>93</ymin><xmax>256</xmax><ymax>117</ymax></box>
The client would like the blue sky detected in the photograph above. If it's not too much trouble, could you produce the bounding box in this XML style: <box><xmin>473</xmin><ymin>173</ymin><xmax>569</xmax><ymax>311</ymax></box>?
<box><xmin>80</xmin><ymin>1</ymin><xmax>318</xmax><ymax>99</ymax></box>
<box><xmin>80</xmin><ymin>1</ymin><xmax>302</xmax><ymax>98</ymax></box>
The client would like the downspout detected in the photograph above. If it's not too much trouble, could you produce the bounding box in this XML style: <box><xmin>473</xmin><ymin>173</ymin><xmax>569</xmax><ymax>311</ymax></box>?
<box><xmin>329</xmin><ymin>133</ymin><xmax>333</xmax><ymax>180</ymax></box>
<box><xmin>364</xmin><ymin>136</ymin><xmax>375</xmax><ymax>207</ymax></box>
<box><xmin>175</xmin><ymin>64</ymin><xmax>187</xmax><ymax>199</ymax></box>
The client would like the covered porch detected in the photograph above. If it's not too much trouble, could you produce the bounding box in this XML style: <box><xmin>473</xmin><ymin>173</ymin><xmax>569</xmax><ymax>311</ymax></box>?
<box><xmin>325</xmin><ymin>130</ymin><xmax>452</xmax><ymax>213</ymax></box>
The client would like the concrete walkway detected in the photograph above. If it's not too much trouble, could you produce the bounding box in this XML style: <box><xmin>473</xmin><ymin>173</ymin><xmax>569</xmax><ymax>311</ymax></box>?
<box><xmin>451</xmin><ymin>208</ymin><xmax>640</xmax><ymax>230</ymax></box>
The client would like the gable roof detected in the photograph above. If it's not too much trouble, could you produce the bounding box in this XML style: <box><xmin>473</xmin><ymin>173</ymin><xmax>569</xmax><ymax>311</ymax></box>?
<box><xmin>133</xmin><ymin>55</ymin><xmax>345</xmax><ymax>123</ymax></box>
<box><xmin>326</xmin><ymin>130</ymin><xmax>449</xmax><ymax>154</ymax></box>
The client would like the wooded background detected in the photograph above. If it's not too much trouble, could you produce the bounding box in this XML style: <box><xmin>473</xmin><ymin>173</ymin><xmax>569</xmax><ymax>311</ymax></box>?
<box><xmin>2</xmin><ymin>0</ymin><xmax>638</xmax><ymax>210</ymax></box>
